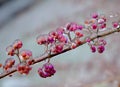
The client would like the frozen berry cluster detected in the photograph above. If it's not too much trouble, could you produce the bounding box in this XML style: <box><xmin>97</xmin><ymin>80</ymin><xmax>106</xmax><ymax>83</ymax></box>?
<box><xmin>85</xmin><ymin>13</ymin><xmax>107</xmax><ymax>30</ymax></box>
<box><xmin>36</xmin><ymin>23</ymin><xmax>84</xmax><ymax>54</ymax></box>
<box><xmin>3</xmin><ymin>39</ymin><xmax>33</xmax><ymax>75</ymax></box>
<box><xmin>0</xmin><ymin>12</ymin><xmax>119</xmax><ymax>79</ymax></box>
<box><xmin>17</xmin><ymin>64</ymin><xmax>32</xmax><ymax>75</ymax></box>
<box><xmin>3</xmin><ymin>58</ymin><xmax>15</xmax><ymax>71</ymax></box>
<box><xmin>38</xmin><ymin>63</ymin><xmax>56</xmax><ymax>78</ymax></box>
<box><xmin>6</xmin><ymin>39</ymin><xmax>23</xmax><ymax>56</ymax></box>
<box><xmin>87</xmin><ymin>38</ymin><xmax>106</xmax><ymax>53</ymax></box>
<box><xmin>6</xmin><ymin>39</ymin><xmax>32</xmax><ymax>62</ymax></box>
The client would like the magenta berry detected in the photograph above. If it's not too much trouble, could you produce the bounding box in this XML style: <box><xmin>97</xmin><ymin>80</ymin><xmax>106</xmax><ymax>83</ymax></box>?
<box><xmin>92</xmin><ymin>13</ymin><xmax>98</xmax><ymax>19</ymax></box>
<box><xmin>112</xmin><ymin>22</ymin><xmax>119</xmax><ymax>28</ymax></box>
<box><xmin>100</xmin><ymin>23</ymin><xmax>106</xmax><ymax>29</ymax></box>
<box><xmin>92</xmin><ymin>24</ymin><xmax>97</xmax><ymax>30</ymax></box>
<box><xmin>98</xmin><ymin>18</ymin><xmax>105</xmax><ymax>24</ymax></box>
<box><xmin>77</xmin><ymin>25</ymin><xmax>84</xmax><ymax>30</ymax></box>
<box><xmin>36</xmin><ymin>34</ymin><xmax>48</xmax><ymax>45</ymax></box>
<box><xmin>38</xmin><ymin>63</ymin><xmax>56</xmax><ymax>78</ymax></box>
<box><xmin>66</xmin><ymin>22</ymin><xmax>78</xmax><ymax>31</ymax></box>
<box><xmin>56</xmin><ymin>27</ymin><xmax>65</xmax><ymax>34</ymax></box>
<box><xmin>58</xmin><ymin>35</ymin><xmax>67</xmax><ymax>43</ymax></box>
<box><xmin>90</xmin><ymin>46</ymin><xmax>96</xmax><ymax>53</ymax></box>
<box><xmin>47</xmin><ymin>35</ymin><xmax>54</xmax><ymax>44</ymax></box>
<box><xmin>49</xmin><ymin>31</ymin><xmax>58</xmax><ymax>39</ymax></box>
<box><xmin>97</xmin><ymin>45</ymin><xmax>105</xmax><ymax>53</ymax></box>
<box><xmin>51</xmin><ymin>43</ymin><xmax>64</xmax><ymax>53</ymax></box>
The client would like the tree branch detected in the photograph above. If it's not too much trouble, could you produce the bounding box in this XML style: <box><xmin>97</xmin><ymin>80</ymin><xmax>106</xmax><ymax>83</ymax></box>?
<box><xmin>0</xmin><ymin>28</ymin><xmax>120</xmax><ymax>79</ymax></box>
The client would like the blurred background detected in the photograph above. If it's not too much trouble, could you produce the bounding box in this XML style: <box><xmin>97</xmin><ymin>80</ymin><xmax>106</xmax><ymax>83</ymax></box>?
<box><xmin>0</xmin><ymin>0</ymin><xmax>120</xmax><ymax>87</ymax></box>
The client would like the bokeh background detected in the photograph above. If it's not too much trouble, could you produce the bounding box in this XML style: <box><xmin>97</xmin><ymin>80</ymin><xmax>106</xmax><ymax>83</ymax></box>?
<box><xmin>0</xmin><ymin>0</ymin><xmax>120</xmax><ymax>87</ymax></box>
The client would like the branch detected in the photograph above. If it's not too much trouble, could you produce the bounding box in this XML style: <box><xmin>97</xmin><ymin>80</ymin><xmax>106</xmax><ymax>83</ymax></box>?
<box><xmin>0</xmin><ymin>28</ymin><xmax>120</xmax><ymax>79</ymax></box>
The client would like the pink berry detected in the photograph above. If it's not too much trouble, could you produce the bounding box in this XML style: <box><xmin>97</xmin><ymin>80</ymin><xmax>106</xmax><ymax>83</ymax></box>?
<box><xmin>36</xmin><ymin>34</ymin><xmax>48</xmax><ymax>45</ymax></box>
<box><xmin>66</xmin><ymin>23</ymin><xmax>78</xmax><ymax>31</ymax></box>
<box><xmin>77</xmin><ymin>25</ymin><xmax>84</xmax><ymax>30</ymax></box>
<box><xmin>113</xmin><ymin>22</ymin><xmax>119</xmax><ymax>28</ymax></box>
<box><xmin>56</xmin><ymin>27</ymin><xmax>65</xmax><ymax>34</ymax></box>
<box><xmin>92</xmin><ymin>13</ymin><xmax>98</xmax><ymax>19</ymax></box>
<box><xmin>75</xmin><ymin>31</ymin><xmax>83</xmax><ymax>37</ymax></box>
<box><xmin>92</xmin><ymin>24</ymin><xmax>97</xmax><ymax>30</ymax></box>
<box><xmin>17</xmin><ymin>64</ymin><xmax>32</xmax><ymax>75</ymax></box>
<box><xmin>90</xmin><ymin>46</ymin><xmax>96</xmax><ymax>53</ymax></box>
<box><xmin>58</xmin><ymin>35</ymin><xmax>67</xmax><ymax>43</ymax></box>
<box><xmin>75</xmin><ymin>39</ymin><xmax>82</xmax><ymax>45</ymax></box>
<box><xmin>100</xmin><ymin>23</ymin><xmax>106</xmax><ymax>29</ymax></box>
<box><xmin>20</xmin><ymin>50</ymin><xmax>32</xmax><ymax>61</ymax></box>
<box><xmin>3</xmin><ymin>58</ymin><xmax>15</xmax><ymax>71</ymax></box>
<box><xmin>47</xmin><ymin>35</ymin><xmax>54</xmax><ymax>44</ymax></box>
<box><xmin>13</xmin><ymin>39</ymin><xmax>23</xmax><ymax>49</ymax></box>
<box><xmin>99</xmin><ymin>39</ymin><xmax>107</xmax><ymax>45</ymax></box>
<box><xmin>51</xmin><ymin>43</ymin><xmax>64</xmax><ymax>53</ymax></box>
<box><xmin>71</xmin><ymin>43</ymin><xmax>77</xmax><ymax>49</ymax></box>
<box><xmin>27</xmin><ymin>59</ymin><xmax>35</xmax><ymax>65</ymax></box>
<box><xmin>6</xmin><ymin>45</ymin><xmax>15</xmax><ymax>56</ymax></box>
<box><xmin>38</xmin><ymin>63</ymin><xmax>56</xmax><ymax>78</ymax></box>
<box><xmin>49</xmin><ymin>31</ymin><xmax>58</xmax><ymax>39</ymax></box>
<box><xmin>97</xmin><ymin>45</ymin><xmax>105</xmax><ymax>53</ymax></box>
<box><xmin>98</xmin><ymin>18</ymin><xmax>105</xmax><ymax>24</ymax></box>
<box><xmin>86</xmin><ymin>38</ymin><xmax>91</xmax><ymax>43</ymax></box>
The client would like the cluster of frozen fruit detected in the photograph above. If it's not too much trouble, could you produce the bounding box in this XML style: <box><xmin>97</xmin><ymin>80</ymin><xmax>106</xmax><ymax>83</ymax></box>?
<box><xmin>36</xmin><ymin>22</ymin><xmax>84</xmax><ymax>54</ymax></box>
<box><xmin>3</xmin><ymin>39</ymin><xmax>33</xmax><ymax>75</ymax></box>
<box><xmin>85</xmin><ymin>13</ymin><xmax>119</xmax><ymax>53</ymax></box>
<box><xmin>2</xmin><ymin>39</ymin><xmax>55</xmax><ymax>78</ymax></box>
<box><xmin>0</xmin><ymin>13</ymin><xmax>120</xmax><ymax>78</ymax></box>
<box><xmin>38</xmin><ymin>63</ymin><xmax>56</xmax><ymax>78</ymax></box>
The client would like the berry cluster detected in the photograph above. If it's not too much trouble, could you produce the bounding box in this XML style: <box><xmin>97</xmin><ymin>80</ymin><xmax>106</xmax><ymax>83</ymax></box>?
<box><xmin>36</xmin><ymin>23</ymin><xmax>84</xmax><ymax>54</ymax></box>
<box><xmin>87</xmin><ymin>38</ymin><xmax>106</xmax><ymax>53</ymax></box>
<box><xmin>17</xmin><ymin>64</ymin><xmax>32</xmax><ymax>75</ymax></box>
<box><xmin>38</xmin><ymin>63</ymin><xmax>56</xmax><ymax>78</ymax></box>
<box><xmin>0</xmin><ymin>12</ymin><xmax>119</xmax><ymax>79</ymax></box>
<box><xmin>6</xmin><ymin>39</ymin><xmax>23</xmax><ymax>56</ymax></box>
<box><xmin>19</xmin><ymin>50</ymin><xmax>32</xmax><ymax>61</ymax></box>
<box><xmin>3</xmin><ymin>58</ymin><xmax>15</xmax><ymax>71</ymax></box>
<box><xmin>85</xmin><ymin>13</ymin><xmax>107</xmax><ymax>30</ymax></box>
<box><xmin>6</xmin><ymin>39</ymin><xmax>32</xmax><ymax>62</ymax></box>
<box><xmin>4</xmin><ymin>39</ymin><xmax>33</xmax><ymax>75</ymax></box>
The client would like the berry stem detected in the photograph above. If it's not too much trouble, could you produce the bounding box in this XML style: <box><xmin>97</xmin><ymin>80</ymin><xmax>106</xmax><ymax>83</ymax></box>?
<box><xmin>0</xmin><ymin>27</ymin><xmax>120</xmax><ymax>79</ymax></box>
<box><xmin>67</xmin><ymin>32</ymin><xmax>72</xmax><ymax>42</ymax></box>
<box><xmin>15</xmin><ymin>49</ymin><xmax>22</xmax><ymax>63</ymax></box>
